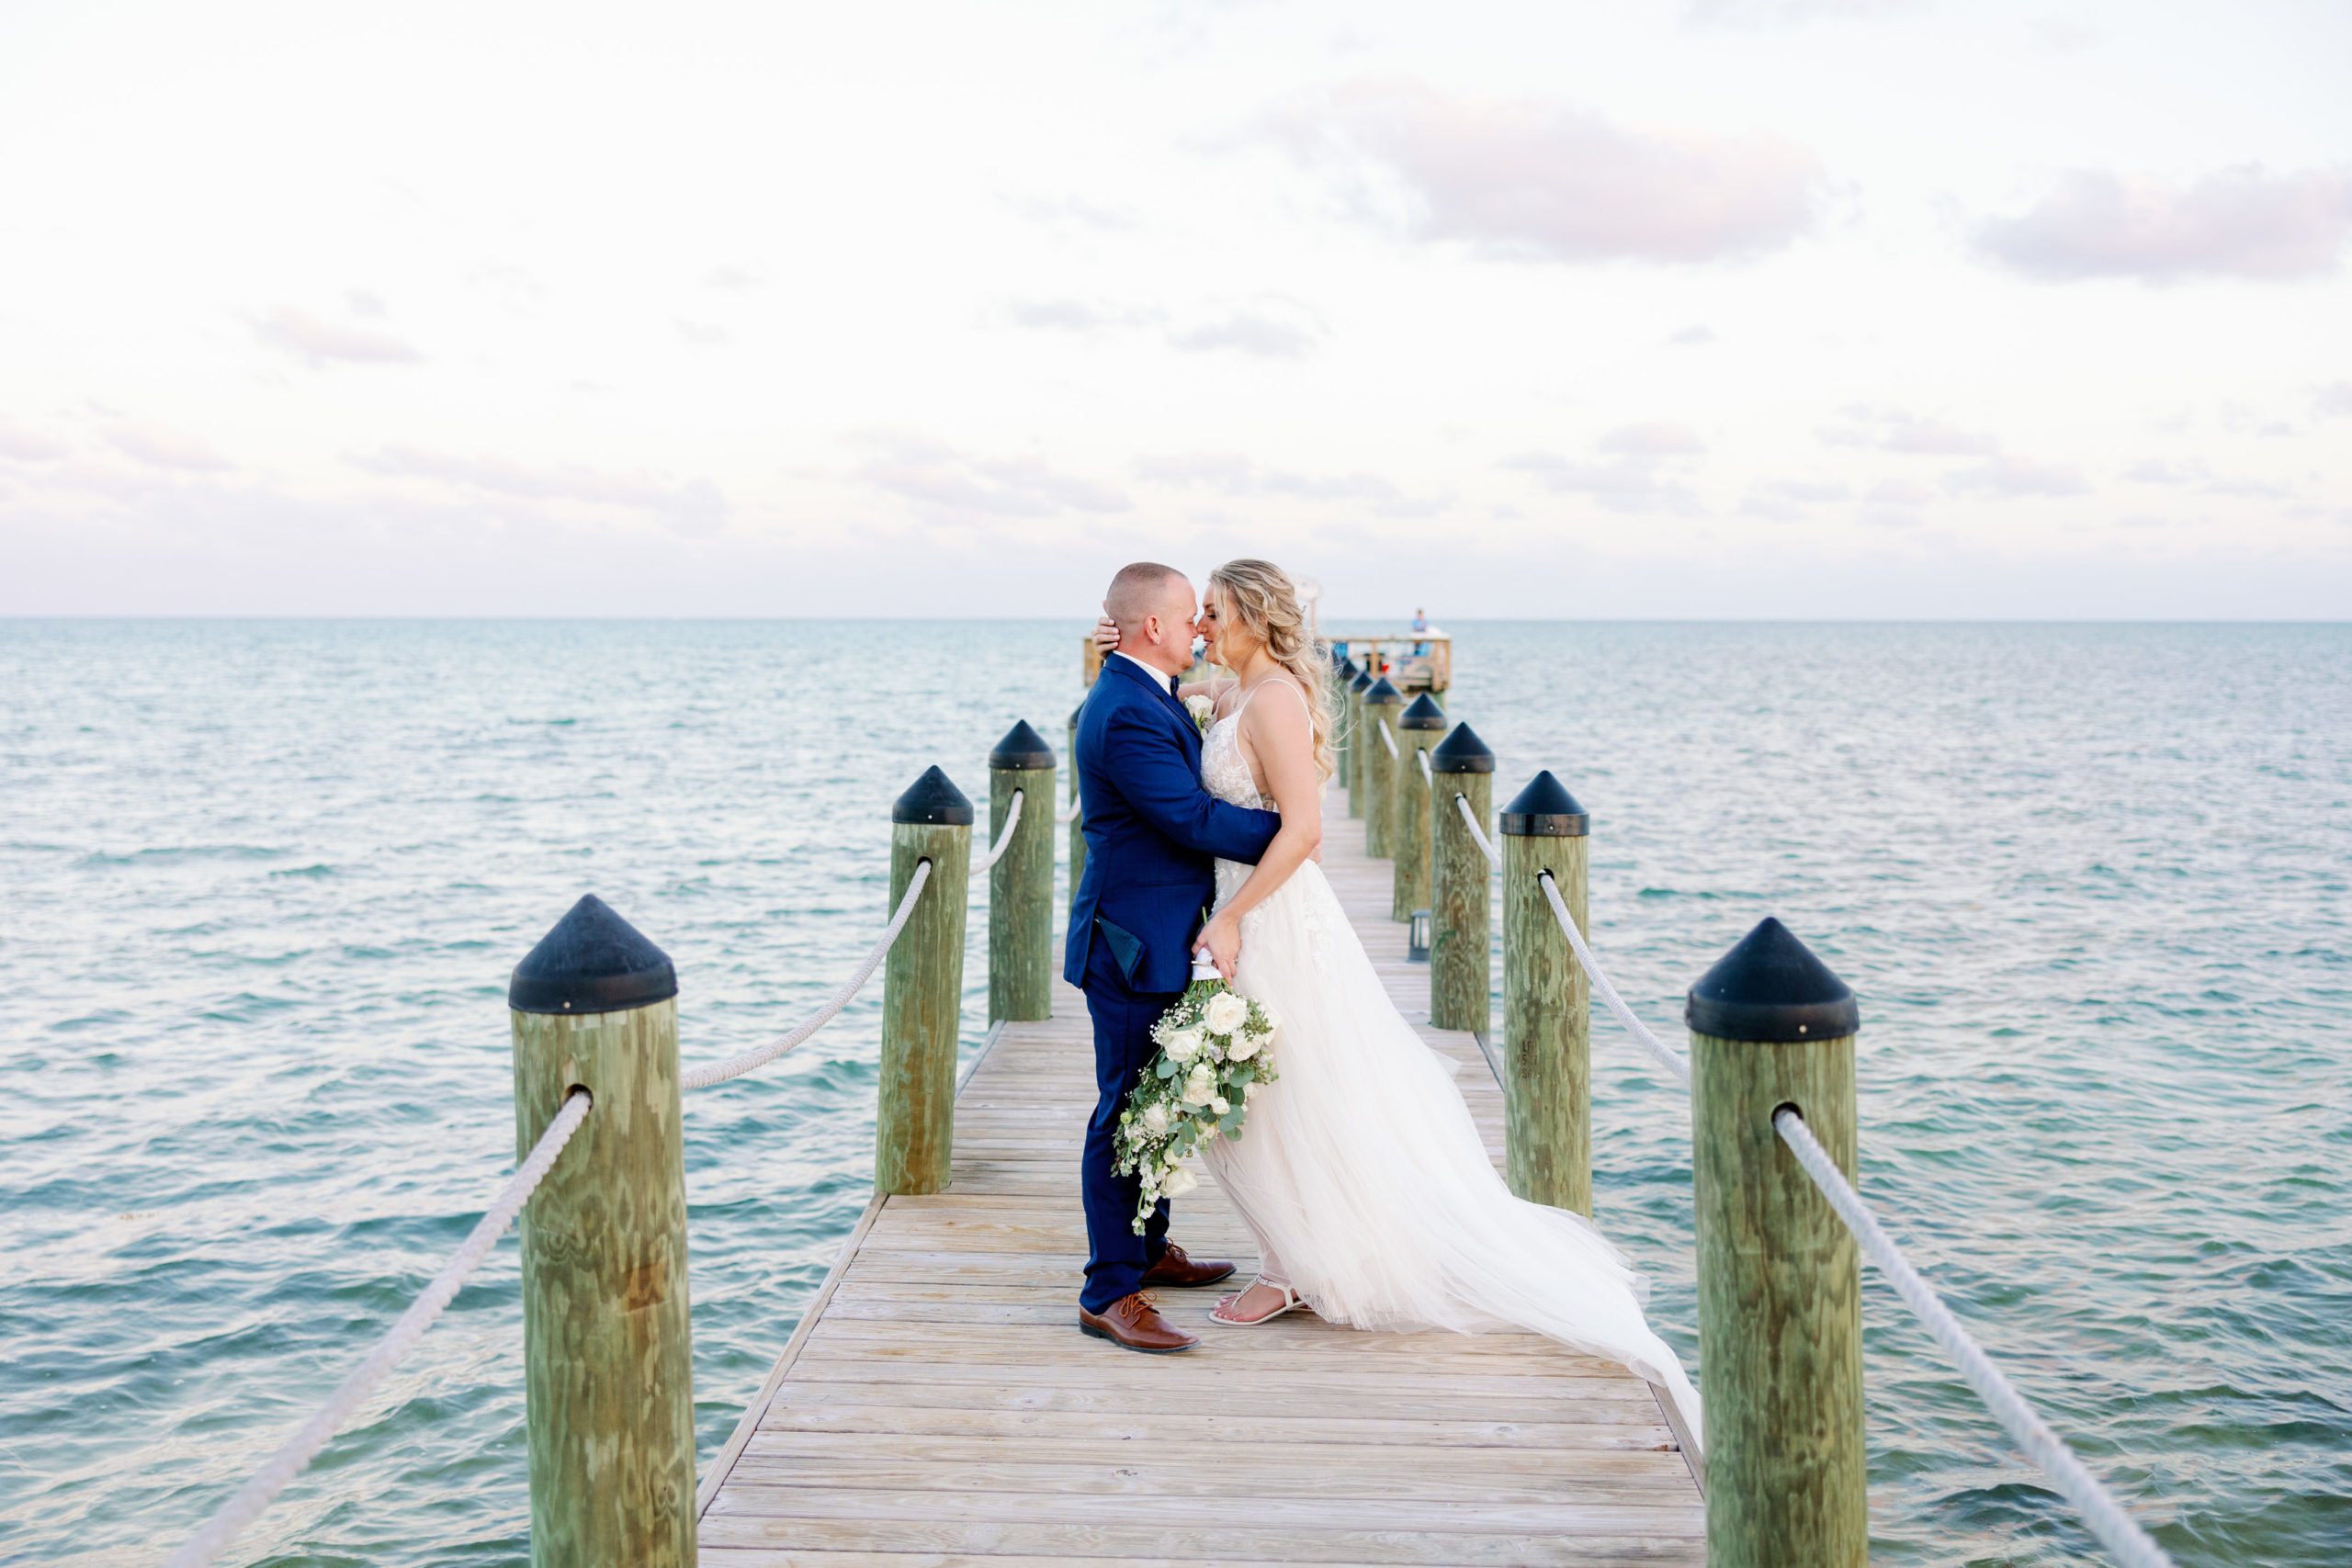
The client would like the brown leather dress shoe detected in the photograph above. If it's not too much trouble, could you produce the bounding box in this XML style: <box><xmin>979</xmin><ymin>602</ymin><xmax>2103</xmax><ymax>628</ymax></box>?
<box><xmin>1139</xmin><ymin>1241</ymin><xmax>1237</xmax><ymax>1289</ymax></box>
<box><xmin>1079</xmin><ymin>1292</ymin><xmax>1199</xmax><ymax>1353</ymax></box>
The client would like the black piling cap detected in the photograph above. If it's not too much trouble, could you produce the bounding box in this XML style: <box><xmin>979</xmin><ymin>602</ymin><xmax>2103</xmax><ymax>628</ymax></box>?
<box><xmin>892</xmin><ymin>764</ymin><xmax>974</xmax><ymax>825</ymax></box>
<box><xmin>1499</xmin><ymin>770</ymin><xmax>1589</xmax><ymax>837</ymax></box>
<box><xmin>509</xmin><ymin>894</ymin><xmax>677</xmax><ymax>1016</ymax></box>
<box><xmin>989</xmin><ymin>719</ymin><xmax>1056</xmax><ymax>771</ymax></box>
<box><xmin>1339</xmin><ymin>657</ymin><xmax>1361</xmax><ymax>681</ymax></box>
<box><xmin>1365</xmin><ymin>676</ymin><xmax>1402</xmax><ymax>705</ymax></box>
<box><xmin>1350</xmin><ymin>670</ymin><xmax>1374</xmax><ymax>694</ymax></box>
<box><xmin>1399</xmin><ymin>693</ymin><xmax>1448</xmax><ymax>731</ymax></box>
<box><xmin>1430</xmin><ymin>722</ymin><xmax>1496</xmax><ymax>773</ymax></box>
<box><xmin>1686</xmin><ymin>917</ymin><xmax>1860</xmax><ymax>1043</ymax></box>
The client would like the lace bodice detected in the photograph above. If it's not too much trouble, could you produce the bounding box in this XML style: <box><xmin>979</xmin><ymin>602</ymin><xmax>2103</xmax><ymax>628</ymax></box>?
<box><xmin>1201</xmin><ymin>713</ymin><xmax>1271</xmax><ymax>811</ymax></box>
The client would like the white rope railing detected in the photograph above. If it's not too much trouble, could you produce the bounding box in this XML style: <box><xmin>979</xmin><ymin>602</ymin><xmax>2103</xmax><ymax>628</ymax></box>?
<box><xmin>1536</xmin><ymin>871</ymin><xmax>1692</xmax><ymax>1086</ymax></box>
<box><xmin>1379</xmin><ymin>718</ymin><xmax>1398</xmax><ymax>759</ymax></box>
<box><xmin>968</xmin><ymin>789</ymin><xmax>1023</xmax><ymax>874</ymax></box>
<box><xmin>1418</xmin><ymin>749</ymin><xmax>1432</xmax><ymax>786</ymax></box>
<box><xmin>1775</xmin><ymin>1110</ymin><xmax>2178</xmax><ymax>1568</ymax></box>
<box><xmin>679</xmin><ymin>860</ymin><xmax>933</xmax><ymax>1090</ymax></box>
<box><xmin>163</xmin><ymin>1089</ymin><xmax>594</xmax><ymax>1568</ymax></box>
<box><xmin>1454</xmin><ymin>791</ymin><xmax>1501</xmax><ymax>870</ymax></box>
<box><xmin>1057</xmin><ymin>800</ymin><xmax>1080</xmax><ymax>824</ymax></box>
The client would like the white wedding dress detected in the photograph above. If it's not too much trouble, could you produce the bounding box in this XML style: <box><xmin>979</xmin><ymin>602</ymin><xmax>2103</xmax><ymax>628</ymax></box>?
<box><xmin>1196</xmin><ymin>695</ymin><xmax>1704</xmax><ymax>1442</ymax></box>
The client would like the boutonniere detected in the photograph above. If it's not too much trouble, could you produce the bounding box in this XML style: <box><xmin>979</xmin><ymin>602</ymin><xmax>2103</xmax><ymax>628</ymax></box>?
<box><xmin>1184</xmin><ymin>694</ymin><xmax>1215</xmax><ymax>735</ymax></box>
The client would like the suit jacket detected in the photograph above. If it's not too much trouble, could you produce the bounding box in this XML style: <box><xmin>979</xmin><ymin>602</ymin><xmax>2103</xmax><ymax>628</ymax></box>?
<box><xmin>1063</xmin><ymin>655</ymin><xmax>1283</xmax><ymax>993</ymax></box>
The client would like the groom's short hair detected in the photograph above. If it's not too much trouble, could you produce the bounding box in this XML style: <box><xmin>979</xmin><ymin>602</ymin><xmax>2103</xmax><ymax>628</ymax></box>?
<box><xmin>1105</xmin><ymin>561</ymin><xmax>1185</xmax><ymax>628</ymax></box>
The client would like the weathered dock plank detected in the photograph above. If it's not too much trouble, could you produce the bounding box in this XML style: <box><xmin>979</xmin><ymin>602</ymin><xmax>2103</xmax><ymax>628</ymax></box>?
<box><xmin>698</xmin><ymin>786</ymin><xmax>1703</xmax><ymax>1564</ymax></box>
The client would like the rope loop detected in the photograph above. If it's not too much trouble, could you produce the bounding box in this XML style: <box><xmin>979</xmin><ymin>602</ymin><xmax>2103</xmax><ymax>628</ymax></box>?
<box><xmin>968</xmin><ymin>788</ymin><xmax>1023</xmax><ymax>874</ymax></box>
<box><xmin>679</xmin><ymin>858</ymin><xmax>934</xmax><ymax>1090</ymax></box>
<box><xmin>1453</xmin><ymin>792</ymin><xmax>1502</xmax><ymax>870</ymax></box>
<box><xmin>162</xmin><ymin>1089</ymin><xmax>594</xmax><ymax>1568</ymax></box>
<box><xmin>1774</xmin><ymin>1110</ymin><xmax>2178</xmax><ymax>1568</ymax></box>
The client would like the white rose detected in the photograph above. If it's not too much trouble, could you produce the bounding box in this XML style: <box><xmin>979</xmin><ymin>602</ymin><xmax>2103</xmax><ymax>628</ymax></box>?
<box><xmin>1227</xmin><ymin>1032</ymin><xmax>1261</xmax><ymax>1062</ymax></box>
<box><xmin>1140</xmin><ymin>1102</ymin><xmax>1170</xmax><ymax>1137</ymax></box>
<box><xmin>1164</xmin><ymin>1029</ymin><xmax>1204</xmax><ymax>1064</ymax></box>
<box><xmin>1184</xmin><ymin>694</ymin><xmax>1215</xmax><ymax>732</ymax></box>
<box><xmin>1181</xmin><ymin>1065</ymin><xmax>1216</xmax><ymax>1105</ymax></box>
<box><xmin>1244</xmin><ymin>1081</ymin><xmax>1262</xmax><ymax>1101</ymax></box>
<box><xmin>1209</xmin><ymin>1096</ymin><xmax>1229</xmax><ymax>1116</ymax></box>
<box><xmin>1160</xmin><ymin>1164</ymin><xmax>1199</xmax><ymax>1199</ymax></box>
<box><xmin>1204</xmin><ymin>991</ymin><xmax>1249</xmax><ymax>1035</ymax></box>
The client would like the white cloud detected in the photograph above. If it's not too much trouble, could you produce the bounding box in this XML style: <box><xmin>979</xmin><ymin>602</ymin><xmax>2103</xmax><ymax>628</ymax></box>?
<box><xmin>1822</xmin><ymin>408</ymin><xmax>2000</xmax><ymax>457</ymax></box>
<box><xmin>2124</xmin><ymin>458</ymin><xmax>2290</xmax><ymax>500</ymax></box>
<box><xmin>0</xmin><ymin>419</ymin><xmax>65</xmax><ymax>461</ymax></box>
<box><xmin>855</xmin><ymin>435</ymin><xmax>1130</xmax><ymax>520</ymax></box>
<box><xmin>246</xmin><ymin>304</ymin><xmax>422</xmax><ymax>367</ymax></box>
<box><xmin>1979</xmin><ymin>166</ymin><xmax>2352</xmax><ymax>282</ymax></box>
<box><xmin>107</xmin><ymin>424</ymin><xmax>232</xmax><ymax>471</ymax></box>
<box><xmin>1944</xmin><ymin>457</ymin><xmax>2088</xmax><ymax>499</ymax></box>
<box><xmin>1600</xmin><ymin>421</ymin><xmax>1706</xmax><ymax>455</ymax></box>
<box><xmin>2314</xmin><ymin>383</ymin><xmax>2352</xmax><ymax>418</ymax></box>
<box><xmin>1500</xmin><ymin>453</ymin><xmax>1702</xmax><ymax>515</ymax></box>
<box><xmin>1135</xmin><ymin>452</ymin><xmax>1445</xmax><ymax>516</ymax></box>
<box><xmin>1266</xmin><ymin>77</ymin><xmax>1820</xmax><ymax>264</ymax></box>
<box><xmin>1667</xmin><ymin>324</ymin><xmax>1716</xmax><ymax>345</ymax></box>
<box><xmin>1167</xmin><ymin>300</ymin><xmax>1327</xmax><ymax>359</ymax></box>
<box><xmin>350</xmin><ymin>446</ymin><xmax>726</xmax><ymax>534</ymax></box>
<box><xmin>1742</xmin><ymin>478</ymin><xmax>1851</xmax><ymax>519</ymax></box>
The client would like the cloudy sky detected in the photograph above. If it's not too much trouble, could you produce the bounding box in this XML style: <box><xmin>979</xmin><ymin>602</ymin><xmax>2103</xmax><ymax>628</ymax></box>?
<box><xmin>2</xmin><ymin>0</ymin><xmax>2346</xmax><ymax>618</ymax></box>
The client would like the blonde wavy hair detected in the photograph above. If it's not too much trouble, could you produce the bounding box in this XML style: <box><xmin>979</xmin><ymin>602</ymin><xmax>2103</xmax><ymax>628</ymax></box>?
<box><xmin>1206</xmin><ymin>558</ymin><xmax>1335</xmax><ymax>782</ymax></box>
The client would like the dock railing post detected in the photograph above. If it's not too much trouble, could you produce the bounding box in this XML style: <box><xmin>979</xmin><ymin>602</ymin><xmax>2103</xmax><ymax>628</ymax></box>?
<box><xmin>1688</xmin><ymin>919</ymin><xmax>1867</xmax><ymax>1568</ymax></box>
<box><xmin>1392</xmin><ymin>693</ymin><xmax>1447</xmax><ymax>921</ymax></box>
<box><xmin>1345</xmin><ymin>669</ymin><xmax>1374</xmax><ymax>819</ymax></box>
<box><xmin>878</xmin><ymin>765</ymin><xmax>972</xmax><ymax>1196</ymax></box>
<box><xmin>1333</xmin><ymin>657</ymin><xmax>1360</xmax><ymax>790</ymax></box>
<box><xmin>988</xmin><ymin>721</ymin><xmax>1055</xmax><ymax>1023</ymax></box>
<box><xmin>1066</xmin><ymin>705</ymin><xmax>1086</xmax><ymax>914</ymax></box>
<box><xmin>1498</xmin><ymin>771</ymin><xmax>1592</xmax><ymax>1214</ymax></box>
<box><xmin>1363</xmin><ymin>676</ymin><xmax>1403</xmax><ymax>858</ymax></box>
<box><xmin>1429</xmin><ymin>723</ymin><xmax>1495</xmax><ymax>1032</ymax></box>
<box><xmin>508</xmin><ymin>895</ymin><xmax>696</xmax><ymax>1568</ymax></box>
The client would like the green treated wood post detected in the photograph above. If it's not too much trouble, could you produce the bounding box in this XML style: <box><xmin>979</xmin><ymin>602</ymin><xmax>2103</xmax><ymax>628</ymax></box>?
<box><xmin>1066</xmin><ymin>705</ymin><xmax>1086</xmax><ymax>917</ymax></box>
<box><xmin>1362</xmin><ymin>676</ymin><xmax>1402</xmax><ymax>858</ymax></box>
<box><xmin>1688</xmin><ymin>919</ymin><xmax>1866</xmax><ymax>1568</ymax></box>
<box><xmin>1428</xmin><ymin>723</ymin><xmax>1495</xmax><ymax>1032</ymax></box>
<box><xmin>988</xmin><ymin>720</ymin><xmax>1056</xmax><ymax>1023</ymax></box>
<box><xmin>508</xmin><ymin>895</ymin><xmax>695</xmax><ymax>1568</ymax></box>
<box><xmin>1498</xmin><ymin>771</ymin><xmax>1591</xmax><ymax>1215</ymax></box>
<box><xmin>1333</xmin><ymin>657</ymin><xmax>1360</xmax><ymax>789</ymax></box>
<box><xmin>1392</xmin><ymin>693</ymin><xmax>1447</xmax><ymax>922</ymax></box>
<box><xmin>1345</xmin><ymin>669</ymin><xmax>1373</xmax><ymax>819</ymax></box>
<box><xmin>878</xmin><ymin>765</ymin><xmax>971</xmax><ymax>1195</ymax></box>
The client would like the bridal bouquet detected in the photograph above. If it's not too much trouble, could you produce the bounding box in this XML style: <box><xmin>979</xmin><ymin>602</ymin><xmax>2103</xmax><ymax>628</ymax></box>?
<box><xmin>1112</xmin><ymin>971</ymin><xmax>1279</xmax><ymax>1233</ymax></box>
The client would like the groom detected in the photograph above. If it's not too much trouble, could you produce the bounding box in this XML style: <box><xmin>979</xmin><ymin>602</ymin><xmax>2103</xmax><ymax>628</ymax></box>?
<box><xmin>1067</xmin><ymin>561</ymin><xmax>1283</xmax><ymax>1352</ymax></box>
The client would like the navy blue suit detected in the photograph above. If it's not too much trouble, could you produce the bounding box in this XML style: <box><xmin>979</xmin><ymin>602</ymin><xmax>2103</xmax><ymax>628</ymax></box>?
<box><xmin>1066</xmin><ymin>655</ymin><xmax>1281</xmax><ymax>1310</ymax></box>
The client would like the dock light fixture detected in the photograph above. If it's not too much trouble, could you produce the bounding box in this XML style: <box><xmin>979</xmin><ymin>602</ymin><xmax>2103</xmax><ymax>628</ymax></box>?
<box><xmin>1408</xmin><ymin>909</ymin><xmax>1432</xmax><ymax>963</ymax></box>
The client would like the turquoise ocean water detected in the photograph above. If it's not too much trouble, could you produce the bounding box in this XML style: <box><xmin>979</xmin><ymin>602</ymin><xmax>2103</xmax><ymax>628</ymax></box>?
<box><xmin>1</xmin><ymin>620</ymin><xmax>2345</xmax><ymax>1566</ymax></box>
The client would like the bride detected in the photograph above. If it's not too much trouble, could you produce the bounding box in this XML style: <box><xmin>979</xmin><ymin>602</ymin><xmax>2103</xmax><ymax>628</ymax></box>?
<box><xmin>1103</xmin><ymin>558</ymin><xmax>1702</xmax><ymax>1441</ymax></box>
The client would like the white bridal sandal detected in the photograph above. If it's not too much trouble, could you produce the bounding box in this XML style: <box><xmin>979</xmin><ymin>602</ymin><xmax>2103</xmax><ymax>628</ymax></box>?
<box><xmin>1206</xmin><ymin>1277</ymin><xmax>1306</xmax><ymax>1326</ymax></box>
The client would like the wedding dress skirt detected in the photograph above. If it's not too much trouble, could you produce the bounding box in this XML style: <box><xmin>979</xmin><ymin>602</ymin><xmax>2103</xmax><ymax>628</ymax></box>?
<box><xmin>1195</xmin><ymin>714</ymin><xmax>1703</xmax><ymax>1441</ymax></box>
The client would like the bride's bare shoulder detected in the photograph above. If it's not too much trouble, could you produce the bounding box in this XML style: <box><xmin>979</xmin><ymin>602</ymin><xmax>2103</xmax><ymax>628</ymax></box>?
<box><xmin>1237</xmin><ymin>677</ymin><xmax>1313</xmax><ymax>746</ymax></box>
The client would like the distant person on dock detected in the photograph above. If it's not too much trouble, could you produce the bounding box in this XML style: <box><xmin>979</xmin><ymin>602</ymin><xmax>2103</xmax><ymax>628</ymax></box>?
<box><xmin>1066</xmin><ymin>561</ymin><xmax>1283</xmax><ymax>1353</ymax></box>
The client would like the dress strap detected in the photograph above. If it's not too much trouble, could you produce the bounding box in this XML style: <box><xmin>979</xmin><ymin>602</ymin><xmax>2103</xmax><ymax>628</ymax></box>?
<box><xmin>1236</xmin><ymin>676</ymin><xmax>1310</xmax><ymax>720</ymax></box>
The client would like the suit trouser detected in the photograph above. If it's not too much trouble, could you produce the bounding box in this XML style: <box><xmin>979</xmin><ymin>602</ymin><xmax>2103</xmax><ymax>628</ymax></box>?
<box><xmin>1078</xmin><ymin>935</ymin><xmax>1178</xmax><ymax>1312</ymax></box>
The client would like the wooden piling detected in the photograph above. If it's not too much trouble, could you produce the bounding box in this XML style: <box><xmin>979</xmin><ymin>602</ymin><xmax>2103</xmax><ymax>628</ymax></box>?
<box><xmin>1498</xmin><ymin>771</ymin><xmax>1591</xmax><ymax>1215</ymax></box>
<box><xmin>1066</xmin><ymin>705</ymin><xmax>1086</xmax><ymax>916</ymax></box>
<box><xmin>1391</xmin><ymin>694</ymin><xmax>1447</xmax><ymax>921</ymax></box>
<box><xmin>1345</xmin><ymin>669</ymin><xmax>1373</xmax><ymax>819</ymax></box>
<box><xmin>507</xmin><ymin>895</ymin><xmax>695</xmax><ymax>1568</ymax></box>
<box><xmin>1362</xmin><ymin>676</ymin><xmax>1403</xmax><ymax>858</ymax></box>
<box><xmin>877</xmin><ymin>765</ymin><xmax>971</xmax><ymax>1196</ymax></box>
<box><xmin>1333</xmin><ymin>657</ymin><xmax>1361</xmax><ymax>789</ymax></box>
<box><xmin>1428</xmin><ymin>723</ymin><xmax>1496</xmax><ymax>1032</ymax></box>
<box><xmin>1688</xmin><ymin>918</ymin><xmax>1867</xmax><ymax>1568</ymax></box>
<box><xmin>988</xmin><ymin>721</ymin><xmax>1056</xmax><ymax>1023</ymax></box>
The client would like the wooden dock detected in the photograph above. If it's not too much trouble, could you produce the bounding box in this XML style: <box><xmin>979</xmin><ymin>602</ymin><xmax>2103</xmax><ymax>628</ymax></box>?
<box><xmin>695</xmin><ymin>785</ymin><xmax>1705</xmax><ymax>1566</ymax></box>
